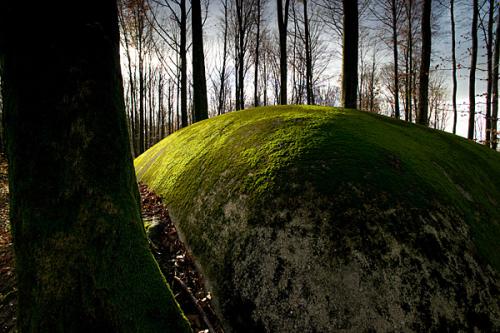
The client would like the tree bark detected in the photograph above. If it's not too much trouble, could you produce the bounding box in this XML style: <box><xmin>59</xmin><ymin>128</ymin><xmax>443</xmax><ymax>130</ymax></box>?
<box><xmin>180</xmin><ymin>0</ymin><xmax>188</xmax><ymax>128</ymax></box>
<box><xmin>254</xmin><ymin>0</ymin><xmax>261</xmax><ymax>107</ymax></box>
<box><xmin>391</xmin><ymin>0</ymin><xmax>400</xmax><ymax>118</ymax></box>
<box><xmin>417</xmin><ymin>0</ymin><xmax>432</xmax><ymax>126</ymax></box>
<box><xmin>218</xmin><ymin>0</ymin><xmax>229</xmax><ymax>115</ymax></box>
<box><xmin>0</xmin><ymin>1</ymin><xmax>191</xmax><ymax>331</ymax></box>
<box><xmin>304</xmin><ymin>0</ymin><xmax>314</xmax><ymax>105</ymax></box>
<box><xmin>406</xmin><ymin>0</ymin><xmax>413</xmax><ymax>122</ymax></box>
<box><xmin>234</xmin><ymin>0</ymin><xmax>247</xmax><ymax>110</ymax></box>
<box><xmin>277</xmin><ymin>0</ymin><xmax>290</xmax><ymax>105</ymax></box>
<box><xmin>493</xmin><ymin>2</ymin><xmax>500</xmax><ymax>150</ymax></box>
<box><xmin>485</xmin><ymin>0</ymin><xmax>494</xmax><ymax>147</ymax></box>
<box><xmin>342</xmin><ymin>0</ymin><xmax>358</xmax><ymax>109</ymax></box>
<box><xmin>192</xmin><ymin>0</ymin><xmax>209</xmax><ymax>122</ymax></box>
<box><xmin>468</xmin><ymin>0</ymin><xmax>479</xmax><ymax>140</ymax></box>
<box><xmin>450</xmin><ymin>0</ymin><xmax>458</xmax><ymax>134</ymax></box>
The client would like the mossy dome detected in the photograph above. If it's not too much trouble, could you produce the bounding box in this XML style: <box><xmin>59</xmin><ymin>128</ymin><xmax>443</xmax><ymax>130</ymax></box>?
<box><xmin>135</xmin><ymin>106</ymin><xmax>500</xmax><ymax>332</ymax></box>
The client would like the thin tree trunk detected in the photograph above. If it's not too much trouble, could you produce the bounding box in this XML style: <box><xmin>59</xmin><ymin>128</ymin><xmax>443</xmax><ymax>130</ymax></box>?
<box><xmin>263</xmin><ymin>51</ymin><xmax>268</xmax><ymax>106</ymax></box>
<box><xmin>492</xmin><ymin>3</ymin><xmax>500</xmax><ymax>150</ymax></box>
<box><xmin>304</xmin><ymin>0</ymin><xmax>314</xmax><ymax>105</ymax></box>
<box><xmin>391</xmin><ymin>0</ymin><xmax>400</xmax><ymax>118</ymax></box>
<box><xmin>417</xmin><ymin>0</ymin><xmax>432</xmax><ymax>126</ymax></box>
<box><xmin>369</xmin><ymin>50</ymin><xmax>376</xmax><ymax>112</ymax></box>
<box><xmin>158</xmin><ymin>73</ymin><xmax>164</xmax><ymax>140</ymax></box>
<box><xmin>192</xmin><ymin>0</ymin><xmax>209</xmax><ymax>122</ymax></box>
<box><xmin>218</xmin><ymin>0</ymin><xmax>229</xmax><ymax>115</ymax></box>
<box><xmin>147</xmin><ymin>65</ymin><xmax>153</xmax><ymax>148</ymax></box>
<box><xmin>468</xmin><ymin>0</ymin><xmax>479</xmax><ymax>140</ymax></box>
<box><xmin>0</xmin><ymin>1</ymin><xmax>190</xmax><ymax>331</ymax></box>
<box><xmin>485</xmin><ymin>0</ymin><xmax>494</xmax><ymax>146</ymax></box>
<box><xmin>118</xmin><ymin>6</ymin><xmax>138</xmax><ymax>156</ymax></box>
<box><xmin>234</xmin><ymin>26</ymin><xmax>240</xmax><ymax>110</ymax></box>
<box><xmin>254</xmin><ymin>0</ymin><xmax>261</xmax><ymax>107</ymax></box>
<box><xmin>407</xmin><ymin>0</ymin><xmax>413</xmax><ymax>122</ymax></box>
<box><xmin>138</xmin><ymin>25</ymin><xmax>145</xmax><ymax>153</ymax></box>
<box><xmin>342</xmin><ymin>0</ymin><xmax>358</xmax><ymax>109</ymax></box>
<box><xmin>451</xmin><ymin>0</ymin><xmax>458</xmax><ymax>134</ymax></box>
<box><xmin>291</xmin><ymin>4</ymin><xmax>298</xmax><ymax>103</ymax></box>
<box><xmin>238</xmin><ymin>7</ymin><xmax>245</xmax><ymax>110</ymax></box>
<box><xmin>180</xmin><ymin>0</ymin><xmax>188</xmax><ymax>128</ymax></box>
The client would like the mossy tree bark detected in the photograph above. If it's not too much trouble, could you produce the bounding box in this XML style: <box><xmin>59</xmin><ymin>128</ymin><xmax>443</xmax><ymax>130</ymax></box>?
<box><xmin>0</xmin><ymin>1</ymin><xmax>191</xmax><ymax>332</ymax></box>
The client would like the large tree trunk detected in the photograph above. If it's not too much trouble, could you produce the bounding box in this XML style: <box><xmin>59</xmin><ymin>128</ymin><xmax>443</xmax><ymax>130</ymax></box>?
<box><xmin>0</xmin><ymin>1</ymin><xmax>191</xmax><ymax>331</ymax></box>
<box><xmin>192</xmin><ymin>0</ymin><xmax>208</xmax><ymax>122</ymax></box>
<box><xmin>450</xmin><ymin>0</ymin><xmax>458</xmax><ymax>134</ymax></box>
<box><xmin>342</xmin><ymin>0</ymin><xmax>358</xmax><ymax>109</ymax></box>
<box><xmin>277</xmin><ymin>0</ymin><xmax>290</xmax><ymax>105</ymax></box>
<box><xmin>417</xmin><ymin>0</ymin><xmax>432</xmax><ymax>126</ymax></box>
<box><xmin>468</xmin><ymin>0</ymin><xmax>479</xmax><ymax>140</ymax></box>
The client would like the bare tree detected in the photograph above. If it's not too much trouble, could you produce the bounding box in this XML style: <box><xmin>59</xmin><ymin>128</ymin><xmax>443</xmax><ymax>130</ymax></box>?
<box><xmin>342</xmin><ymin>0</ymin><xmax>358</xmax><ymax>108</ymax></box>
<box><xmin>213</xmin><ymin>0</ymin><xmax>231</xmax><ymax>115</ymax></box>
<box><xmin>371</xmin><ymin>0</ymin><xmax>403</xmax><ymax>118</ymax></box>
<box><xmin>450</xmin><ymin>0</ymin><xmax>458</xmax><ymax>134</ymax></box>
<box><xmin>493</xmin><ymin>0</ymin><xmax>500</xmax><ymax>150</ymax></box>
<box><xmin>233</xmin><ymin>0</ymin><xmax>257</xmax><ymax>110</ymax></box>
<box><xmin>483</xmin><ymin>0</ymin><xmax>495</xmax><ymax>146</ymax></box>
<box><xmin>254</xmin><ymin>0</ymin><xmax>263</xmax><ymax>107</ymax></box>
<box><xmin>417</xmin><ymin>0</ymin><xmax>432</xmax><ymax>126</ymax></box>
<box><xmin>192</xmin><ymin>0</ymin><xmax>208</xmax><ymax>122</ymax></box>
<box><xmin>303</xmin><ymin>0</ymin><xmax>315</xmax><ymax>104</ymax></box>
<box><xmin>277</xmin><ymin>0</ymin><xmax>291</xmax><ymax>104</ymax></box>
<box><xmin>428</xmin><ymin>73</ymin><xmax>448</xmax><ymax>130</ymax></box>
<box><xmin>468</xmin><ymin>0</ymin><xmax>479</xmax><ymax>140</ymax></box>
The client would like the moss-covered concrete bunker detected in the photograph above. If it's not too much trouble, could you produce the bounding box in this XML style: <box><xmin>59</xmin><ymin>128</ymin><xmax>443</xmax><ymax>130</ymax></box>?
<box><xmin>136</xmin><ymin>106</ymin><xmax>500</xmax><ymax>332</ymax></box>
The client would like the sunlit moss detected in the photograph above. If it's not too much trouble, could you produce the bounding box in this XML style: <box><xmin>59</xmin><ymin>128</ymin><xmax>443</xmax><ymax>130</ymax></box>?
<box><xmin>136</xmin><ymin>105</ymin><xmax>500</xmax><ymax>272</ymax></box>
<box><xmin>135</xmin><ymin>105</ymin><xmax>500</xmax><ymax>330</ymax></box>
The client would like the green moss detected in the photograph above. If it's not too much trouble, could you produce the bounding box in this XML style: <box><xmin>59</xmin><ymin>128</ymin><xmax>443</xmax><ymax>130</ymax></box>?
<box><xmin>136</xmin><ymin>105</ymin><xmax>500</xmax><ymax>274</ymax></box>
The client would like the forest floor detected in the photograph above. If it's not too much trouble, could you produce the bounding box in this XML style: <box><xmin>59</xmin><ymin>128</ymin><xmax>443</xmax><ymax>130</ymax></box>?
<box><xmin>0</xmin><ymin>155</ymin><xmax>15</xmax><ymax>332</ymax></box>
<box><xmin>0</xmin><ymin>154</ymin><xmax>223</xmax><ymax>333</ymax></box>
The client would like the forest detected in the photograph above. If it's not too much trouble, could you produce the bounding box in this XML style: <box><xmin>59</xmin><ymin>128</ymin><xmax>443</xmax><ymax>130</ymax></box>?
<box><xmin>107</xmin><ymin>0</ymin><xmax>498</xmax><ymax>154</ymax></box>
<box><xmin>0</xmin><ymin>0</ymin><xmax>499</xmax><ymax>332</ymax></box>
<box><xmin>1</xmin><ymin>0</ymin><xmax>496</xmax><ymax>154</ymax></box>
